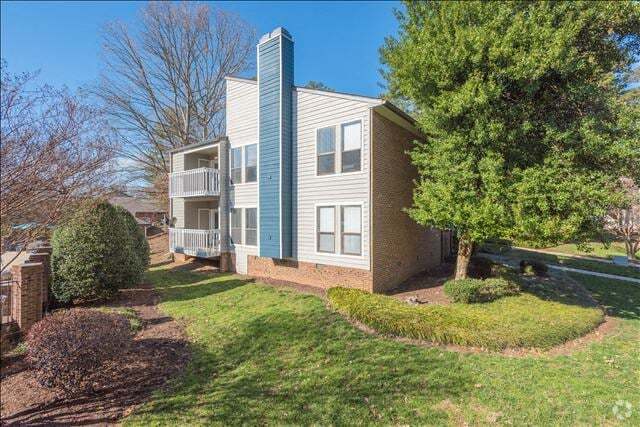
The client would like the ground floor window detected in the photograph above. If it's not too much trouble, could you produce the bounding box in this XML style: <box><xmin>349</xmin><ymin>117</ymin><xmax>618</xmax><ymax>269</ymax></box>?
<box><xmin>245</xmin><ymin>208</ymin><xmax>257</xmax><ymax>246</ymax></box>
<box><xmin>341</xmin><ymin>205</ymin><xmax>362</xmax><ymax>255</ymax></box>
<box><xmin>316</xmin><ymin>204</ymin><xmax>363</xmax><ymax>256</ymax></box>
<box><xmin>231</xmin><ymin>208</ymin><xmax>242</xmax><ymax>245</ymax></box>
<box><xmin>317</xmin><ymin>206</ymin><xmax>335</xmax><ymax>253</ymax></box>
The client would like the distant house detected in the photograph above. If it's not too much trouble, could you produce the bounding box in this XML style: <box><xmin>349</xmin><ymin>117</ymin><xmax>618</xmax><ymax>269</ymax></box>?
<box><xmin>109</xmin><ymin>195</ymin><xmax>167</xmax><ymax>226</ymax></box>
<box><xmin>167</xmin><ymin>27</ymin><xmax>454</xmax><ymax>293</ymax></box>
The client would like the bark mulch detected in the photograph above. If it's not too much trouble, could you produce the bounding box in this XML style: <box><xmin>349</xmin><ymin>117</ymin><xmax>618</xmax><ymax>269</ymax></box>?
<box><xmin>0</xmin><ymin>282</ymin><xmax>190</xmax><ymax>425</ymax></box>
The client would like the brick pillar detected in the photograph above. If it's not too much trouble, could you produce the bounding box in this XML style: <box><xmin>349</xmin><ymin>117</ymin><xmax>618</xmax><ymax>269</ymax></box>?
<box><xmin>28</xmin><ymin>253</ymin><xmax>51</xmax><ymax>310</ymax></box>
<box><xmin>218</xmin><ymin>136</ymin><xmax>233</xmax><ymax>272</ymax></box>
<box><xmin>11</xmin><ymin>263</ymin><xmax>44</xmax><ymax>333</ymax></box>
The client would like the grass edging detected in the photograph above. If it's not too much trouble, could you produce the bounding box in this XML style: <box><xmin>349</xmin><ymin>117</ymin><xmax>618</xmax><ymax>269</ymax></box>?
<box><xmin>327</xmin><ymin>287</ymin><xmax>604</xmax><ymax>351</ymax></box>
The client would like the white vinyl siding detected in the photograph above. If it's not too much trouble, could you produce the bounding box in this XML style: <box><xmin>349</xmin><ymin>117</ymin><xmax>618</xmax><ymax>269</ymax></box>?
<box><xmin>295</xmin><ymin>89</ymin><xmax>372</xmax><ymax>269</ymax></box>
<box><xmin>226</xmin><ymin>79</ymin><xmax>259</xmax><ymax>274</ymax></box>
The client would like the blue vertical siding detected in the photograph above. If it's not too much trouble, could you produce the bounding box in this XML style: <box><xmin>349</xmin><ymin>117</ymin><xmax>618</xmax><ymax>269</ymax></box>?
<box><xmin>259</xmin><ymin>37</ymin><xmax>280</xmax><ymax>258</ymax></box>
<box><xmin>258</xmin><ymin>33</ymin><xmax>293</xmax><ymax>259</ymax></box>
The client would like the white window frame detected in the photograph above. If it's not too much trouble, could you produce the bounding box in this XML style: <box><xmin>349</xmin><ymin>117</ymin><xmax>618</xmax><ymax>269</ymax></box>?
<box><xmin>314</xmin><ymin>202</ymin><xmax>365</xmax><ymax>258</ymax></box>
<box><xmin>230</xmin><ymin>207</ymin><xmax>243</xmax><ymax>245</ymax></box>
<box><xmin>244</xmin><ymin>207</ymin><xmax>258</xmax><ymax>246</ymax></box>
<box><xmin>316</xmin><ymin>126</ymin><xmax>336</xmax><ymax>176</ymax></box>
<box><xmin>316</xmin><ymin>205</ymin><xmax>336</xmax><ymax>254</ymax></box>
<box><xmin>340</xmin><ymin>120</ymin><xmax>362</xmax><ymax>173</ymax></box>
<box><xmin>244</xmin><ymin>144</ymin><xmax>258</xmax><ymax>183</ymax></box>
<box><xmin>230</xmin><ymin>147</ymin><xmax>243</xmax><ymax>184</ymax></box>
<box><xmin>340</xmin><ymin>205</ymin><xmax>362</xmax><ymax>256</ymax></box>
<box><xmin>314</xmin><ymin>119</ymin><xmax>365</xmax><ymax>177</ymax></box>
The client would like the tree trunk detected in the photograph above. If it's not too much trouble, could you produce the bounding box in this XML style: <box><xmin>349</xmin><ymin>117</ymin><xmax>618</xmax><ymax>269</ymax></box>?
<box><xmin>625</xmin><ymin>238</ymin><xmax>633</xmax><ymax>260</ymax></box>
<box><xmin>454</xmin><ymin>237</ymin><xmax>474</xmax><ymax>280</ymax></box>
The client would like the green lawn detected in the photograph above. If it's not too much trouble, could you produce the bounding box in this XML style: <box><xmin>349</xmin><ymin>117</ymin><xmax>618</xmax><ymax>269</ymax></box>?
<box><xmin>126</xmin><ymin>266</ymin><xmax>640</xmax><ymax>426</ymax></box>
<box><xmin>539</xmin><ymin>241</ymin><xmax>630</xmax><ymax>260</ymax></box>
<box><xmin>505</xmin><ymin>248</ymin><xmax>640</xmax><ymax>280</ymax></box>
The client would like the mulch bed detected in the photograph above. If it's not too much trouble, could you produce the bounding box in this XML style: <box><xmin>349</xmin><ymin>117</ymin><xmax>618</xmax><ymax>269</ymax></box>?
<box><xmin>0</xmin><ymin>282</ymin><xmax>190</xmax><ymax>425</ymax></box>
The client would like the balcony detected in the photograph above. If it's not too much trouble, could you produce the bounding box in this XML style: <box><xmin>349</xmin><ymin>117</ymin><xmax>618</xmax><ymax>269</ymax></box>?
<box><xmin>169</xmin><ymin>168</ymin><xmax>220</xmax><ymax>198</ymax></box>
<box><xmin>169</xmin><ymin>228</ymin><xmax>220</xmax><ymax>258</ymax></box>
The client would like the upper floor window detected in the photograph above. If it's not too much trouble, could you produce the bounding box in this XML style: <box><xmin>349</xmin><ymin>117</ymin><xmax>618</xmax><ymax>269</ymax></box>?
<box><xmin>245</xmin><ymin>208</ymin><xmax>257</xmax><ymax>246</ymax></box>
<box><xmin>245</xmin><ymin>144</ymin><xmax>257</xmax><ymax>183</ymax></box>
<box><xmin>316</xmin><ymin>127</ymin><xmax>336</xmax><ymax>175</ymax></box>
<box><xmin>230</xmin><ymin>147</ymin><xmax>242</xmax><ymax>184</ymax></box>
<box><xmin>231</xmin><ymin>208</ymin><xmax>242</xmax><ymax>244</ymax></box>
<box><xmin>341</xmin><ymin>121</ymin><xmax>361</xmax><ymax>173</ymax></box>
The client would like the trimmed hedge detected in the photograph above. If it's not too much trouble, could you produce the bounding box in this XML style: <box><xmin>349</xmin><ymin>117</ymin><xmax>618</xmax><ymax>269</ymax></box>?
<box><xmin>444</xmin><ymin>278</ymin><xmax>520</xmax><ymax>303</ymax></box>
<box><xmin>26</xmin><ymin>309</ymin><xmax>133</xmax><ymax>393</ymax></box>
<box><xmin>51</xmin><ymin>202</ymin><xmax>146</xmax><ymax>303</ymax></box>
<box><xmin>327</xmin><ymin>287</ymin><xmax>603</xmax><ymax>350</ymax></box>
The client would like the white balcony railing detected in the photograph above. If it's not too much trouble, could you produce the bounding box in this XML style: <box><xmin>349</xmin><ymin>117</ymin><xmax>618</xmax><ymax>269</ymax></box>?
<box><xmin>169</xmin><ymin>168</ymin><xmax>220</xmax><ymax>198</ymax></box>
<box><xmin>169</xmin><ymin>228</ymin><xmax>220</xmax><ymax>258</ymax></box>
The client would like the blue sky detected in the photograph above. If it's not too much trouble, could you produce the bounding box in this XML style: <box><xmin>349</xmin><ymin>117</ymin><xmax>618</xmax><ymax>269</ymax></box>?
<box><xmin>1</xmin><ymin>1</ymin><xmax>401</xmax><ymax>97</ymax></box>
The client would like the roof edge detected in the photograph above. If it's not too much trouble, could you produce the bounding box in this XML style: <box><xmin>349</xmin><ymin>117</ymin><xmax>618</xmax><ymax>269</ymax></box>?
<box><xmin>168</xmin><ymin>136</ymin><xmax>227</xmax><ymax>155</ymax></box>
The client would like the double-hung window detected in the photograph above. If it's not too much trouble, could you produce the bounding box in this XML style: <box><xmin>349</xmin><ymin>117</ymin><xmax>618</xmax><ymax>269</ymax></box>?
<box><xmin>245</xmin><ymin>208</ymin><xmax>257</xmax><ymax>246</ymax></box>
<box><xmin>230</xmin><ymin>147</ymin><xmax>242</xmax><ymax>184</ymax></box>
<box><xmin>244</xmin><ymin>144</ymin><xmax>257</xmax><ymax>183</ymax></box>
<box><xmin>230</xmin><ymin>208</ymin><xmax>242</xmax><ymax>245</ymax></box>
<box><xmin>317</xmin><ymin>206</ymin><xmax>335</xmax><ymax>253</ymax></box>
<box><xmin>341</xmin><ymin>121</ymin><xmax>361</xmax><ymax>173</ymax></box>
<box><xmin>317</xmin><ymin>127</ymin><xmax>336</xmax><ymax>175</ymax></box>
<box><xmin>341</xmin><ymin>205</ymin><xmax>362</xmax><ymax>255</ymax></box>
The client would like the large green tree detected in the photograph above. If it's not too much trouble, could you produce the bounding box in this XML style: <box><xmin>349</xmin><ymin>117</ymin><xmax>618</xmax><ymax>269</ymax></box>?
<box><xmin>381</xmin><ymin>1</ymin><xmax>640</xmax><ymax>278</ymax></box>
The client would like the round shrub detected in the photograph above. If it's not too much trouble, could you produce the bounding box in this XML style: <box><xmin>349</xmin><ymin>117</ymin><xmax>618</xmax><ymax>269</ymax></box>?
<box><xmin>26</xmin><ymin>308</ymin><xmax>133</xmax><ymax>393</ymax></box>
<box><xmin>444</xmin><ymin>278</ymin><xmax>520</xmax><ymax>303</ymax></box>
<box><xmin>51</xmin><ymin>202</ymin><xmax>144</xmax><ymax>303</ymax></box>
<box><xmin>519</xmin><ymin>259</ymin><xmax>548</xmax><ymax>276</ymax></box>
<box><xmin>469</xmin><ymin>256</ymin><xmax>495</xmax><ymax>279</ymax></box>
<box><xmin>114</xmin><ymin>205</ymin><xmax>150</xmax><ymax>270</ymax></box>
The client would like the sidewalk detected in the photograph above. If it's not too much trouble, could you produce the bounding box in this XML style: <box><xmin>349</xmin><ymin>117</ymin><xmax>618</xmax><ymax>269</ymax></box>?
<box><xmin>483</xmin><ymin>253</ymin><xmax>640</xmax><ymax>285</ymax></box>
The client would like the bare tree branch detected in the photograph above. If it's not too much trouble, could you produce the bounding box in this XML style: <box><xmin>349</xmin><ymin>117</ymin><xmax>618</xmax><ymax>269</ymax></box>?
<box><xmin>94</xmin><ymin>2</ymin><xmax>255</xmax><ymax>204</ymax></box>
<box><xmin>0</xmin><ymin>60</ymin><xmax>116</xmax><ymax>266</ymax></box>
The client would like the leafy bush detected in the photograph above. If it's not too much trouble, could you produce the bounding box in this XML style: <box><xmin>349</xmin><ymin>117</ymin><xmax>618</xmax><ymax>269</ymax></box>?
<box><xmin>520</xmin><ymin>259</ymin><xmax>549</xmax><ymax>276</ymax></box>
<box><xmin>444</xmin><ymin>278</ymin><xmax>520</xmax><ymax>303</ymax></box>
<box><xmin>114</xmin><ymin>205</ymin><xmax>150</xmax><ymax>270</ymax></box>
<box><xmin>469</xmin><ymin>256</ymin><xmax>495</xmax><ymax>279</ymax></box>
<box><xmin>26</xmin><ymin>308</ymin><xmax>133</xmax><ymax>393</ymax></box>
<box><xmin>51</xmin><ymin>202</ymin><xmax>145</xmax><ymax>303</ymax></box>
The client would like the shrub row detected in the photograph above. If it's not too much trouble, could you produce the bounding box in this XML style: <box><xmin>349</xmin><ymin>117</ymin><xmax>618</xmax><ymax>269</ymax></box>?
<box><xmin>327</xmin><ymin>287</ymin><xmax>603</xmax><ymax>350</ymax></box>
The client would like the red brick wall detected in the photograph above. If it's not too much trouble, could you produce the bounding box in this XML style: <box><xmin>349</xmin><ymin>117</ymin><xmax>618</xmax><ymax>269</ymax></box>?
<box><xmin>247</xmin><ymin>256</ymin><xmax>373</xmax><ymax>292</ymax></box>
<box><xmin>10</xmin><ymin>263</ymin><xmax>44</xmax><ymax>333</ymax></box>
<box><xmin>371</xmin><ymin>111</ymin><xmax>443</xmax><ymax>293</ymax></box>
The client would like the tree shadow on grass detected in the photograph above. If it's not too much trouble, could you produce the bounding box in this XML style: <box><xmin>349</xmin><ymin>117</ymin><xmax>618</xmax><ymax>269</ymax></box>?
<box><xmin>130</xmin><ymin>305</ymin><xmax>475</xmax><ymax>425</ymax></box>
<box><xmin>569</xmin><ymin>274</ymin><xmax>640</xmax><ymax>320</ymax></box>
<box><xmin>144</xmin><ymin>269</ymin><xmax>253</xmax><ymax>303</ymax></box>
